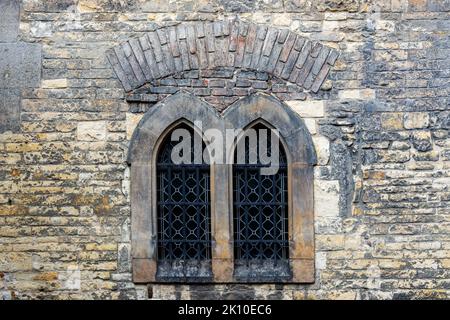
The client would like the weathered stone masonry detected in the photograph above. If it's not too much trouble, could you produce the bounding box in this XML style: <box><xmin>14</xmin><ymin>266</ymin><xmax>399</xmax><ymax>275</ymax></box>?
<box><xmin>0</xmin><ymin>0</ymin><xmax>450</xmax><ymax>299</ymax></box>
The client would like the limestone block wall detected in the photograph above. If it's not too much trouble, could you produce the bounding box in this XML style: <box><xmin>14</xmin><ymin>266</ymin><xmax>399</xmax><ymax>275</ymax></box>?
<box><xmin>0</xmin><ymin>0</ymin><xmax>449</xmax><ymax>299</ymax></box>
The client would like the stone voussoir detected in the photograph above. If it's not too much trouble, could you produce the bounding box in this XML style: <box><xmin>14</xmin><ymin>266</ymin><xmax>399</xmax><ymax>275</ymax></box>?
<box><xmin>106</xmin><ymin>20</ymin><xmax>339</xmax><ymax>95</ymax></box>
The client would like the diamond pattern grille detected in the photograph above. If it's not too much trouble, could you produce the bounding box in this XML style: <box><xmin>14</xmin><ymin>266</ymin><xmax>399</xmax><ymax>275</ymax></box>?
<box><xmin>233</xmin><ymin>124</ymin><xmax>289</xmax><ymax>266</ymax></box>
<box><xmin>156</xmin><ymin>125</ymin><xmax>211</xmax><ymax>263</ymax></box>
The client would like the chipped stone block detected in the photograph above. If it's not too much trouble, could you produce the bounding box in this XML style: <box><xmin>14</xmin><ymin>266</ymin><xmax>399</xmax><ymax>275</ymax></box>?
<box><xmin>313</xmin><ymin>136</ymin><xmax>330</xmax><ymax>165</ymax></box>
<box><xmin>126</xmin><ymin>113</ymin><xmax>144</xmax><ymax>140</ymax></box>
<box><xmin>77</xmin><ymin>121</ymin><xmax>107</xmax><ymax>141</ymax></box>
<box><xmin>303</xmin><ymin>118</ymin><xmax>317</xmax><ymax>135</ymax></box>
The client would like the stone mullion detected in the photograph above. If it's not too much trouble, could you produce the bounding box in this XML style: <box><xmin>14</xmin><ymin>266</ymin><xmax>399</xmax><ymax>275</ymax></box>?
<box><xmin>289</xmin><ymin>162</ymin><xmax>315</xmax><ymax>283</ymax></box>
<box><xmin>210</xmin><ymin>163</ymin><xmax>234</xmax><ymax>282</ymax></box>
<box><xmin>131</xmin><ymin>162</ymin><xmax>157</xmax><ymax>283</ymax></box>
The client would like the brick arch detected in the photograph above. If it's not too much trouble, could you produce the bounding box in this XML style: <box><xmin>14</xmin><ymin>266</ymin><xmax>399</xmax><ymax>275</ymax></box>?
<box><xmin>106</xmin><ymin>20</ymin><xmax>339</xmax><ymax>94</ymax></box>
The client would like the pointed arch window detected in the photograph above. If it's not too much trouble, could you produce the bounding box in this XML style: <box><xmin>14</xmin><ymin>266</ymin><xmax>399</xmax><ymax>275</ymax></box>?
<box><xmin>233</xmin><ymin>123</ymin><xmax>290</xmax><ymax>281</ymax></box>
<box><xmin>155</xmin><ymin>123</ymin><xmax>212</xmax><ymax>281</ymax></box>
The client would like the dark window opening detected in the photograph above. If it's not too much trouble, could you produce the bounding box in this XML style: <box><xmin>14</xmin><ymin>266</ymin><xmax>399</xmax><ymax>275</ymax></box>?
<box><xmin>233</xmin><ymin>123</ymin><xmax>291</xmax><ymax>281</ymax></box>
<box><xmin>156</xmin><ymin>124</ymin><xmax>212</xmax><ymax>281</ymax></box>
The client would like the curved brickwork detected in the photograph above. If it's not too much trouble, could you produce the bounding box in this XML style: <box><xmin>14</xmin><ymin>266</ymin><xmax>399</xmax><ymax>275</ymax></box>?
<box><xmin>106</xmin><ymin>20</ymin><xmax>339</xmax><ymax>94</ymax></box>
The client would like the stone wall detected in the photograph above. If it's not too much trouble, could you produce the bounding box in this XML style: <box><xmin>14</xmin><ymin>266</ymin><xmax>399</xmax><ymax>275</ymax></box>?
<box><xmin>0</xmin><ymin>0</ymin><xmax>449</xmax><ymax>299</ymax></box>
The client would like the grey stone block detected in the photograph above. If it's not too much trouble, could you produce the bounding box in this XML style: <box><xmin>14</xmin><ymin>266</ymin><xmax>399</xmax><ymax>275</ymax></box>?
<box><xmin>0</xmin><ymin>88</ymin><xmax>20</xmax><ymax>132</ymax></box>
<box><xmin>0</xmin><ymin>0</ymin><xmax>20</xmax><ymax>43</ymax></box>
<box><xmin>0</xmin><ymin>42</ymin><xmax>42</xmax><ymax>89</ymax></box>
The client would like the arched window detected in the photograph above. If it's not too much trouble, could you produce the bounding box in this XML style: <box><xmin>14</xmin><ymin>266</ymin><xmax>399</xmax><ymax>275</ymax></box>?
<box><xmin>233</xmin><ymin>123</ymin><xmax>290</xmax><ymax>281</ymax></box>
<box><xmin>155</xmin><ymin>123</ymin><xmax>212</xmax><ymax>281</ymax></box>
<box><xmin>128</xmin><ymin>92</ymin><xmax>317</xmax><ymax>284</ymax></box>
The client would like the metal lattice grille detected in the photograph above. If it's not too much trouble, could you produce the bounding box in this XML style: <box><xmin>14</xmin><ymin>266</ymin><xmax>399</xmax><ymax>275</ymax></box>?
<box><xmin>233</xmin><ymin>124</ymin><xmax>290</xmax><ymax>279</ymax></box>
<box><xmin>156</xmin><ymin>125</ymin><xmax>212</xmax><ymax>279</ymax></box>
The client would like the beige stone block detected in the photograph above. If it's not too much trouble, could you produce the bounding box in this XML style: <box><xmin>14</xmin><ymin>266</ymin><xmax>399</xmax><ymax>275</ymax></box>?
<box><xmin>77</xmin><ymin>1</ymin><xmax>99</xmax><ymax>13</ymax></box>
<box><xmin>5</xmin><ymin>142</ymin><xmax>41</xmax><ymax>152</ymax></box>
<box><xmin>303</xmin><ymin>118</ymin><xmax>317</xmax><ymax>135</ymax></box>
<box><xmin>345</xmin><ymin>42</ymin><xmax>364</xmax><ymax>53</ymax></box>
<box><xmin>378</xmin><ymin>259</ymin><xmax>408</xmax><ymax>269</ymax></box>
<box><xmin>322</xmin><ymin>20</ymin><xmax>339</xmax><ymax>31</ymax></box>
<box><xmin>286</xmin><ymin>100</ymin><xmax>325</xmax><ymax>118</ymax></box>
<box><xmin>272</xmin><ymin>14</ymin><xmax>291</xmax><ymax>27</ymax></box>
<box><xmin>0</xmin><ymin>253</ymin><xmax>32</xmax><ymax>272</ymax></box>
<box><xmin>412</xmin><ymin>130</ymin><xmax>431</xmax><ymax>140</ymax></box>
<box><xmin>316</xmin><ymin>234</ymin><xmax>345</xmax><ymax>250</ymax></box>
<box><xmin>328</xmin><ymin>291</ymin><xmax>357</xmax><ymax>300</ymax></box>
<box><xmin>338</xmin><ymin>89</ymin><xmax>376</xmax><ymax>100</ymax></box>
<box><xmin>344</xmin><ymin>234</ymin><xmax>363</xmax><ymax>250</ymax></box>
<box><xmin>381</xmin><ymin>112</ymin><xmax>404</xmax><ymax>130</ymax></box>
<box><xmin>85</xmin><ymin>243</ymin><xmax>117</xmax><ymax>251</ymax></box>
<box><xmin>442</xmin><ymin>259</ymin><xmax>450</xmax><ymax>268</ymax></box>
<box><xmin>404</xmin><ymin>112</ymin><xmax>429</xmax><ymax>129</ymax></box>
<box><xmin>56</xmin><ymin>121</ymin><xmax>77</xmax><ymax>133</ymax></box>
<box><xmin>314</xmin><ymin>180</ymin><xmax>340</xmax><ymax>217</ymax></box>
<box><xmin>77</xmin><ymin>121</ymin><xmax>107</xmax><ymax>141</ymax></box>
<box><xmin>312</xmin><ymin>136</ymin><xmax>330</xmax><ymax>165</ymax></box>
<box><xmin>126</xmin><ymin>113</ymin><xmax>144</xmax><ymax>140</ymax></box>
<box><xmin>42</xmin><ymin>79</ymin><xmax>68</xmax><ymax>89</ymax></box>
<box><xmin>324</xmin><ymin>12</ymin><xmax>348</xmax><ymax>20</ymax></box>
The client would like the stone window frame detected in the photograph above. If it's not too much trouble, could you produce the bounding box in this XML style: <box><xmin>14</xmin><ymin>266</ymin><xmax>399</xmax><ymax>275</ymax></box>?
<box><xmin>128</xmin><ymin>91</ymin><xmax>317</xmax><ymax>283</ymax></box>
